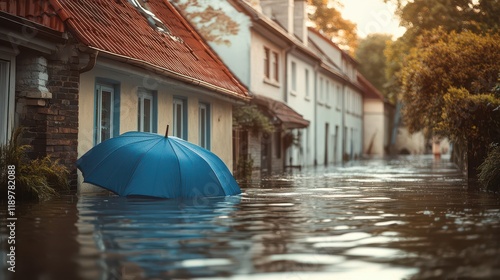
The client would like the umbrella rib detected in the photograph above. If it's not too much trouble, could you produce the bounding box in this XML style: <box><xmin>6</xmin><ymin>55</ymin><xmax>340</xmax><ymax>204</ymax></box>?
<box><xmin>166</xmin><ymin>139</ymin><xmax>183</xmax><ymax>195</ymax></box>
<box><xmin>121</xmin><ymin>138</ymin><xmax>166</xmax><ymax>194</ymax></box>
<box><xmin>170</xmin><ymin>140</ymin><xmax>230</xmax><ymax>194</ymax></box>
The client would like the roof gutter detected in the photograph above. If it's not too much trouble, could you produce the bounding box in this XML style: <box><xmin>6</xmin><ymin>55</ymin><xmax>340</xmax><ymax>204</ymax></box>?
<box><xmin>95</xmin><ymin>47</ymin><xmax>250</xmax><ymax>103</ymax></box>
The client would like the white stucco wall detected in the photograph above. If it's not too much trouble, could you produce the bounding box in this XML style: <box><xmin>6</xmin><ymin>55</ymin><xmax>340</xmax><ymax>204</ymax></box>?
<box><xmin>286</xmin><ymin>54</ymin><xmax>315</xmax><ymax>166</ymax></box>
<box><xmin>364</xmin><ymin>99</ymin><xmax>385</xmax><ymax>156</ymax></box>
<box><xmin>314</xmin><ymin>73</ymin><xmax>344</xmax><ymax>165</ymax></box>
<box><xmin>250</xmin><ymin>31</ymin><xmax>286</xmax><ymax>100</ymax></box>
<box><xmin>77</xmin><ymin>61</ymin><xmax>236</xmax><ymax>193</ymax></box>
<box><xmin>173</xmin><ymin>0</ymin><xmax>252</xmax><ymax>87</ymax></box>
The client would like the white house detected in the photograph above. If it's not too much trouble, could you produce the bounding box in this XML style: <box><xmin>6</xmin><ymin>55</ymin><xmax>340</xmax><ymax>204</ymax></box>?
<box><xmin>308</xmin><ymin>27</ymin><xmax>365</xmax><ymax>162</ymax></box>
<box><xmin>175</xmin><ymin>0</ymin><xmax>381</xmax><ymax>177</ymax></box>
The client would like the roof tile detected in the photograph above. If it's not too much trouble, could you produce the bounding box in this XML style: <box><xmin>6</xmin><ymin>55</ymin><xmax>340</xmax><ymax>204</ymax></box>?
<box><xmin>0</xmin><ymin>0</ymin><xmax>248</xmax><ymax>100</ymax></box>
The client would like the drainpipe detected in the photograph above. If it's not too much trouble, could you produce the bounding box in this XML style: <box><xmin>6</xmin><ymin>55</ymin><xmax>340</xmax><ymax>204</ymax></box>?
<box><xmin>79</xmin><ymin>48</ymin><xmax>98</xmax><ymax>74</ymax></box>
<box><xmin>341</xmin><ymin>83</ymin><xmax>346</xmax><ymax>162</ymax></box>
<box><xmin>313</xmin><ymin>64</ymin><xmax>319</xmax><ymax>166</ymax></box>
<box><xmin>283</xmin><ymin>44</ymin><xmax>295</xmax><ymax>168</ymax></box>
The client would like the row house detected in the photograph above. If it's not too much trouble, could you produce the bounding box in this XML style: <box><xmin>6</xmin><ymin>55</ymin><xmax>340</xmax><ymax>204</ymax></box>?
<box><xmin>0</xmin><ymin>0</ymin><xmax>250</xmax><ymax>191</ymax></box>
<box><xmin>175</xmin><ymin>0</ymin><xmax>378</xmax><ymax>176</ymax></box>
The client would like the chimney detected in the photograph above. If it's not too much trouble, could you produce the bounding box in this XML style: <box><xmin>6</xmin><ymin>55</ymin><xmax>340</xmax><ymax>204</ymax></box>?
<box><xmin>294</xmin><ymin>0</ymin><xmax>307</xmax><ymax>45</ymax></box>
<box><xmin>260</xmin><ymin>0</ymin><xmax>294</xmax><ymax>35</ymax></box>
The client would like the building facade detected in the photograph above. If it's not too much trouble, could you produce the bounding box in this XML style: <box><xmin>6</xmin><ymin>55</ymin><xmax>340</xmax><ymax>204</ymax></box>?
<box><xmin>0</xmin><ymin>0</ymin><xmax>249</xmax><ymax>191</ymax></box>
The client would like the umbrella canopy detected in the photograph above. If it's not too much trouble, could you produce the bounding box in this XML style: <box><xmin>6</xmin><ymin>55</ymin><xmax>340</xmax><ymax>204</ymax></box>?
<box><xmin>77</xmin><ymin>131</ymin><xmax>241</xmax><ymax>198</ymax></box>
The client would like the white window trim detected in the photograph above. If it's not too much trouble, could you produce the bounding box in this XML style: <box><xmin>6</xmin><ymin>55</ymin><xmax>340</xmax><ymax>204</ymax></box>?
<box><xmin>198</xmin><ymin>103</ymin><xmax>210</xmax><ymax>149</ymax></box>
<box><xmin>138</xmin><ymin>89</ymin><xmax>154</xmax><ymax>132</ymax></box>
<box><xmin>0</xmin><ymin>52</ymin><xmax>15</xmax><ymax>145</ymax></box>
<box><xmin>173</xmin><ymin>98</ymin><xmax>185</xmax><ymax>139</ymax></box>
<box><xmin>96</xmin><ymin>84</ymin><xmax>114</xmax><ymax>144</ymax></box>
<box><xmin>263</xmin><ymin>45</ymin><xmax>280</xmax><ymax>87</ymax></box>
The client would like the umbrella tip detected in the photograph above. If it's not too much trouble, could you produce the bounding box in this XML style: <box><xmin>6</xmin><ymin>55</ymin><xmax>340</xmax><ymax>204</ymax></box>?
<box><xmin>165</xmin><ymin>125</ymin><xmax>169</xmax><ymax>138</ymax></box>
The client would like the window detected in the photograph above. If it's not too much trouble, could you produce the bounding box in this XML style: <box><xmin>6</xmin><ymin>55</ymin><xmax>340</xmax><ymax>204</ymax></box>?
<box><xmin>173</xmin><ymin>97</ymin><xmax>187</xmax><ymax>140</ymax></box>
<box><xmin>291</xmin><ymin>61</ymin><xmax>297</xmax><ymax>92</ymax></box>
<box><xmin>273</xmin><ymin>51</ymin><xmax>279</xmax><ymax>81</ymax></box>
<box><xmin>0</xmin><ymin>57</ymin><xmax>14</xmax><ymax>145</ymax></box>
<box><xmin>319</xmin><ymin>77</ymin><xmax>324</xmax><ymax>104</ymax></box>
<box><xmin>95</xmin><ymin>82</ymin><xmax>120</xmax><ymax>144</ymax></box>
<box><xmin>305</xmin><ymin>69</ymin><xmax>310</xmax><ymax>98</ymax></box>
<box><xmin>199</xmin><ymin>102</ymin><xmax>210</xmax><ymax>150</ymax></box>
<box><xmin>263</xmin><ymin>46</ymin><xmax>279</xmax><ymax>83</ymax></box>
<box><xmin>337</xmin><ymin>85</ymin><xmax>342</xmax><ymax>109</ymax></box>
<box><xmin>264</xmin><ymin>47</ymin><xmax>270</xmax><ymax>79</ymax></box>
<box><xmin>137</xmin><ymin>88</ymin><xmax>157</xmax><ymax>133</ymax></box>
<box><xmin>326</xmin><ymin>80</ymin><xmax>330</xmax><ymax>106</ymax></box>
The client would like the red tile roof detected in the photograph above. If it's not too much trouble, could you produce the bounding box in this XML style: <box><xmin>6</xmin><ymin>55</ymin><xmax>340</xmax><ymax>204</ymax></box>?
<box><xmin>0</xmin><ymin>0</ymin><xmax>249</xmax><ymax>100</ymax></box>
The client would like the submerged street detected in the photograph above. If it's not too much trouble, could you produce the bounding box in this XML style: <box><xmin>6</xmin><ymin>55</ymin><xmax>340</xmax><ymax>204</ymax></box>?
<box><xmin>2</xmin><ymin>155</ymin><xmax>500</xmax><ymax>279</ymax></box>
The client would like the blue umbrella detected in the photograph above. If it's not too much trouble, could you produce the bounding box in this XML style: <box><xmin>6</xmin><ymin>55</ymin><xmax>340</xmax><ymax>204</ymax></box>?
<box><xmin>77</xmin><ymin>129</ymin><xmax>241</xmax><ymax>198</ymax></box>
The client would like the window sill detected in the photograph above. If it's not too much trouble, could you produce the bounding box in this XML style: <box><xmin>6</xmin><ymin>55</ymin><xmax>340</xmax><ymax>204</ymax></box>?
<box><xmin>304</xmin><ymin>96</ymin><xmax>310</xmax><ymax>102</ymax></box>
<box><xmin>290</xmin><ymin>90</ymin><xmax>297</xmax><ymax>96</ymax></box>
<box><xmin>264</xmin><ymin>78</ymin><xmax>280</xmax><ymax>88</ymax></box>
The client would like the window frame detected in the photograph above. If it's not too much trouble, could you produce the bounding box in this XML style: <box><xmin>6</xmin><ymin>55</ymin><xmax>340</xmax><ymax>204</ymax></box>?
<box><xmin>173</xmin><ymin>97</ymin><xmax>188</xmax><ymax>140</ymax></box>
<box><xmin>0</xmin><ymin>54</ymin><xmax>15</xmax><ymax>145</ymax></box>
<box><xmin>272</xmin><ymin>51</ymin><xmax>279</xmax><ymax>82</ymax></box>
<box><xmin>291</xmin><ymin>61</ymin><xmax>297</xmax><ymax>93</ymax></box>
<box><xmin>305</xmin><ymin>69</ymin><xmax>310</xmax><ymax>100</ymax></box>
<box><xmin>137</xmin><ymin>88</ymin><xmax>157</xmax><ymax>133</ymax></box>
<box><xmin>264</xmin><ymin>47</ymin><xmax>270</xmax><ymax>79</ymax></box>
<box><xmin>198</xmin><ymin>102</ymin><xmax>211</xmax><ymax>150</ymax></box>
<box><xmin>94</xmin><ymin>80</ymin><xmax>120</xmax><ymax>145</ymax></box>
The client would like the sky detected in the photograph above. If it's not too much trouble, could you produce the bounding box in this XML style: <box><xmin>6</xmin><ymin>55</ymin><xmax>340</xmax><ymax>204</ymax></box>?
<box><xmin>339</xmin><ymin>0</ymin><xmax>406</xmax><ymax>39</ymax></box>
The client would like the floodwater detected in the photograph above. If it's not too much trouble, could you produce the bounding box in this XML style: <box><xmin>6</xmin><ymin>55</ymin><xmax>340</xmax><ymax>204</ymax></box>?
<box><xmin>1</xmin><ymin>155</ymin><xmax>500</xmax><ymax>280</ymax></box>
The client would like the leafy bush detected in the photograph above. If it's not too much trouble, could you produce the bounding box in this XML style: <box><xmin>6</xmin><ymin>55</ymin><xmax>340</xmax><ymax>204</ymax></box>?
<box><xmin>0</xmin><ymin>128</ymin><xmax>69</xmax><ymax>201</ymax></box>
<box><xmin>478</xmin><ymin>144</ymin><xmax>500</xmax><ymax>192</ymax></box>
<box><xmin>235</xmin><ymin>155</ymin><xmax>254</xmax><ymax>181</ymax></box>
<box><xmin>233</xmin><ymin>105</ymin><xmax>274</xmax><ymax>136</ymax></box>
<box><xmin>438</xmin><ymin>88</ymin><xmax>500</xmax><ymax>157</ymax></box>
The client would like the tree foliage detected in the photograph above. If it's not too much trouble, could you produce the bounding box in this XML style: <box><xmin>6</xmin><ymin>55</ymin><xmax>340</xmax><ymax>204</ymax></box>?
<box><xmin>233</xmin><ymin>105</ymin><xmax>275</xmax><ymax>136</ymax></box>
<box><xmin>355</xmin><ymin>33</ymin><xmax>393</xmax><ymax>102</ymax></box>
<box><xmin>400</xmin><ymin>29</ymin><xmax>500</xmax><ymax>135</ymax></box>
<box><xmin>478</xmin><ymin>144</ymin><xmax>500</xmax><ymax>192</ymax></box>
<box><xmin>307</xmin><ymin>0</ymin><xmax>358</xmax><ymax>52</ymax></box>
<box><xmin>383</xmin><ymin>0</ymin><xmax>500</xmax><ymax>108</ymax></box>
<box><xmin>386</xmin><ymin>0</ymin><xmax>499</xmax><ymax>39</ymax></box>
<box><xmin>172</xmin><ymin>0</ymin><xmax>240</xmax><ymax>46</ymax></box>
<box><xmin>438</xmin><ymin>88</ymin><xmax>500</xmax><ymax>154</ymax></box>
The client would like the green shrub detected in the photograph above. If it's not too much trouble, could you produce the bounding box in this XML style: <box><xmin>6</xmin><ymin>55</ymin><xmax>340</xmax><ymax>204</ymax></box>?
<box><xmin>233</xmin><ymin>105</ymin><xmax>274</xmax><ymax>136</ymax></box>
<box><xmin>235</xmin><ymin>155</ymin><xmax>254</xmax><ymax>181</ymax></box>
<box><xmin>478</xmin><ymin>144</ymin><xmax>500</xmax><ymax>192</ymax></box>
<box><xmin>0</xmin><ymin>128</ymin><xmax>69</xmax><ymax>201</ymax></box>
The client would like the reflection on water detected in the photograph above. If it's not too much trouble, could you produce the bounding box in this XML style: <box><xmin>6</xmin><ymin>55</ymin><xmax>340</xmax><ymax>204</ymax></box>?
<box><xmin>1</xmin><ymin>155</ymin><xmax>500</xmax><ymax>279</ymax></box>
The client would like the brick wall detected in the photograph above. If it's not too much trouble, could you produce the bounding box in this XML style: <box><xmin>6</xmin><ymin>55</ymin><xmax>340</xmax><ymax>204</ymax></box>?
<box><xmin>16</xmin><ymin>47</ymin><xmax>80</xmax><ymax>189</ymax></box>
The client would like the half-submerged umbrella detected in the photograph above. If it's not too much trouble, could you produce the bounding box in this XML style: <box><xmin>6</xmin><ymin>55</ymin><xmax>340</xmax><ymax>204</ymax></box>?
<box><xmin>77</xmin><ymin>127</ymin><xmax>241</xmax><ymax>198</ymax></box>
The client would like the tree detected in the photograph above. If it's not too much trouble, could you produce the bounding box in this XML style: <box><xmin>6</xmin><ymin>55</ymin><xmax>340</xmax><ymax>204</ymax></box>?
<box><xmin>355</xmin><ymin>33</ymin><xmax>393</xmax><ymax>102</ymax></box>
<box><xmin>400</xmin><ymin>29</ymin><xmax>500</xmax><ymax>180</ymax></box>
<box><xmin>400</xmin><ymin>29</ymin><xmax>500</xmax><ymax>134</ymax></box>
<box><xmin>383</xmin><ymin>0</ymin><xmax>500</xmax><ymax>107</ymax></box>
<box><xmin>385</xmin><ymin>0</ymin><xmax>500</xmax><ymax>41</ymax></box>
<box><xmin>172</xmin><ymin>0</ymin><xmax>240</xmax><ymax>46</ymax></box>
<box><xmin>307</xmin><ymin>0</ymin><xmax>358</xmax><ymax>52</ymax></box>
